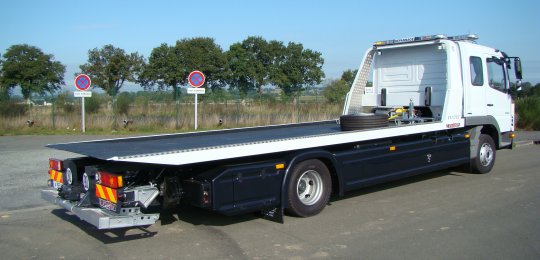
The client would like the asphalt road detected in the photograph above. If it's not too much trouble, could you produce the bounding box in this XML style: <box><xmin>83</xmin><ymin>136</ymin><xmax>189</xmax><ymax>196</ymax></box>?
<box><xmin>0</xmin><ymin>133</ymin><xmax>539</xmax><ymax>259</ymax></box>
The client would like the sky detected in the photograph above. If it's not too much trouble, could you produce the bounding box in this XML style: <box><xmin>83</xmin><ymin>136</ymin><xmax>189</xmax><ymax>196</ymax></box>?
<box><xmin>1</xmin><ymin>0</ymin><xmax>539</xmax><ymax>92</ymax></box>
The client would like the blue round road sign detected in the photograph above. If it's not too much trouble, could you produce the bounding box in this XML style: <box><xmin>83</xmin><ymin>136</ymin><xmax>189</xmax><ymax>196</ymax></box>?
<box><xmin>188</xmin><ymin>70</ymin><xmax>205</xmax><ymax>88</ymax></box>
<box><xmin>74</xmin><ymin>74</ymin><xmax>91</xmax><ymax>91</ymax></box>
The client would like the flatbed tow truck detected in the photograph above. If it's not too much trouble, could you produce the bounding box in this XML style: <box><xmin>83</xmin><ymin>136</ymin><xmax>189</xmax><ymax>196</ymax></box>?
<box><xmin>42</xmin><ymin>34</ymin><xmax>523</xmax><ymax>229</ymax></box>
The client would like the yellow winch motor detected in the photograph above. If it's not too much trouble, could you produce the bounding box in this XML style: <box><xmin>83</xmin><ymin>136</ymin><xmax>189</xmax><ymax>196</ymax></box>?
<box><xmin>388</xmin><ymin>107</ymin><xmax>406</xmax><ymax>120</ymax></box>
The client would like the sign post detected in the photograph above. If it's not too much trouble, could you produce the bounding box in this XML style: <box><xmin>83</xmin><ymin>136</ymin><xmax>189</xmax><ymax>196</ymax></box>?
<box><xmin>74</xmin><ymin>74</ymin><xmax>92</xmax><ymax>133</ymax></box>
<box><xmin>187</xmin><ymin>70</ymin><xmax>206</xmax><ymax>130</ymax></box>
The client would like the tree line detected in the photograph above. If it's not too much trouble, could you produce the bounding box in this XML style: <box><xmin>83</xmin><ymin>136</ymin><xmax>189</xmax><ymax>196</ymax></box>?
<box><xmin>0</xmin><ymin>36</ymin><xmax>325</xmax><ymax>104</ymax></box>
<box><xmin>2</xmin><ymin>38</ymin><xmax>539</xmax><ymax>130</ymax></box>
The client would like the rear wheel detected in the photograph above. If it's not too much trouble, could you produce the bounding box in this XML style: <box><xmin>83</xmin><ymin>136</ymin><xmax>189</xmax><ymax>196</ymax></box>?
<box><xmin>286</xmin><ymin>159</ymin><xmax>331</xmax><ymax>217</ymax></box>
<box><xmin>471</xmin><ymin>134</ymin><xmax>496</xmax><ymax>174</ymax></box>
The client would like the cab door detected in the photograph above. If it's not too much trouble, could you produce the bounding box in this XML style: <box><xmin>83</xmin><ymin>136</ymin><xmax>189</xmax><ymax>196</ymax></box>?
<box><xmin>485</xmin><ymin>57</ymin><xmax>513</xmax><ymax>132</ymax></box>
<box><xmin>464</xmin><ymin>55</ymin><xmax>487</xmax><ymax>117</ymax></box>
<box><xmin>461</xmin><ymin>42</ymin><xmax>488</xmax><ymax>118</ymax></box>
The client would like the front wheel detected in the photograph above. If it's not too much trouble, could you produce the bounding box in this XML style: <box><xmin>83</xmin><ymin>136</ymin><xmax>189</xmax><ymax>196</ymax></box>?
<box><xmin>286</xmin><ymin>159</ymin><xmax>332</xmax><ymax>217</ymax></box>
<box><xmin>471</xmin><ymin>134</ymin><xmax>496</xmax><ymax>174</ymax></box>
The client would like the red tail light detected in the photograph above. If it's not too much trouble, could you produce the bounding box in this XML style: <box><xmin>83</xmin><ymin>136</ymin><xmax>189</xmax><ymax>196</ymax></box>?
<box><xmin>49</xmin><ymin>158</ymin><xmax>64</xmax><ymax>171</ymax></box>
<box><xmin>96</xmin><ymin>171</ymin><xmax>123</xmax><ymax>188</ymax></box>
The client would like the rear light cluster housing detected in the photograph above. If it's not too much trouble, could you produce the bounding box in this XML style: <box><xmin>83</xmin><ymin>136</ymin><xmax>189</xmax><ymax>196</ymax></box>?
<box><xmin>95</xmin><ymin>171</ymin><xmax>123</xmax><ymax>188</ymax></box>
<box><xmin>49</xmin><ymin>158</ymin><xmax>63</xmax><ymax>171</ymax></box>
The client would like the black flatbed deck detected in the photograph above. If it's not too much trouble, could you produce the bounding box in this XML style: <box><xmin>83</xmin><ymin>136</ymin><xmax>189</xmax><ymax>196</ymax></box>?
<box><xmin>47</xmin><ymin>121</ymin><xmax>342</xmax><ymax>160</ymax></box>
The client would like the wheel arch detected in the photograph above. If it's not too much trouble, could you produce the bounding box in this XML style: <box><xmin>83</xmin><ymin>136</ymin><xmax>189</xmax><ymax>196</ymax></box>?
<box><xmin>465</xmin><ymin>116</ymin><xmax>502</xmax><ymax>149</ymax></box>
<box><xmin>480</xmin><ymin>124</ymin><xmax>500</xmax><ymax>149</ymax></box>
<box><xmin>280</xmin><ymin>150</ymin><xmax>344</xmax><ymax>208</ymax></box>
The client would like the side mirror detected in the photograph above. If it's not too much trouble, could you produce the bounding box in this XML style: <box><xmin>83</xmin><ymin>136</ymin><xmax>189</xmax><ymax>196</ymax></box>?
<box><xmin>514</xmin><ymin>57</ymin><xmax>523</xmax><ymax>80</ymax></box>
<box><xmin>507</xmin><ymin>81</ymin><xmax>522</xmax><ymax>95</ymax></box>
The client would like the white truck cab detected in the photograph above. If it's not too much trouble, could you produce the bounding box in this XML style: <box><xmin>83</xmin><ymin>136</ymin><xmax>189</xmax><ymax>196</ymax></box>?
<box><xmin>344</xmin><ymin>34</ymin><xmax>522</xmax><ymax>149</ymax></box>
<box><xmin>460</xmin><ymin>40</ymin><xmax>516</xmax><ymax>134</ymax></box>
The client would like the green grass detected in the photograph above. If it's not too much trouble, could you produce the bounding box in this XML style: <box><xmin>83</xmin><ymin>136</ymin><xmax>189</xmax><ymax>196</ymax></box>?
<box><xmin>516</xmin><ymin>96</ymin><xmax>540</xmax><ymax>130</ymax></box>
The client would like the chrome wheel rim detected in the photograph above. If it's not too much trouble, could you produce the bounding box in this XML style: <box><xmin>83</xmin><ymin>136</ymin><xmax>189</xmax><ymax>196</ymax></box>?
<box><xmin>82</xmin><ymin>172</ymin><xmax>90</xmax><ymax>191</ymax></box>
<box><xmin>66</xmin><ymin>168</ymin><xmax>73</xmax><ymax>185</ymax></box>
<box><xmin>479</xmin><ymin>143</ymin><xmax>494</xmax><ymax>166</ymax></box>
<box><xmin>296</xmin><ymin>170</ymin><xmax>323</xmax><ymax>205</ymax></box>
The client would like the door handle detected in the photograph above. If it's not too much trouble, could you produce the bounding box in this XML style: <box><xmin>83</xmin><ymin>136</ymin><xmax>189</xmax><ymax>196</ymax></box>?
<box><xmin>487</xmin><ymin>104</ymin><xmax>494</xmax><ymax>107</ymax></box>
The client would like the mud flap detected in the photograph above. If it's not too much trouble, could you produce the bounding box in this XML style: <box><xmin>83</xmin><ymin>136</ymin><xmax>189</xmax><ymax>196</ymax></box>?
<box><xmin>469</xmin><ymin>126</ymin><xmax>482</xmax><ymax>154</ymax></box>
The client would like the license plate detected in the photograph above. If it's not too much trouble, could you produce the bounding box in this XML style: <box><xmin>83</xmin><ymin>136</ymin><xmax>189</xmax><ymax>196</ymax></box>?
<box><xmin>99</xmin><ymin>198</ymin><xmax>117</xmax><ymax>212</ymax></box>
<box><xmin>49</xmin><ymin>180</ymin><xmax>63</xmax><ymax>189</ymax></box>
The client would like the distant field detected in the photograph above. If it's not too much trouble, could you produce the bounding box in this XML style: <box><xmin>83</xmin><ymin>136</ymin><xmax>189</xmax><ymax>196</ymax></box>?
<box><xmin>3</xmin><ymin>94</ymin><xmax>537</xmax><ymax>135</ymax></box>
<box><xmin>0</xmin><ymin>100</ymin><xmax>342</xmax><ymax>135</ymax></box>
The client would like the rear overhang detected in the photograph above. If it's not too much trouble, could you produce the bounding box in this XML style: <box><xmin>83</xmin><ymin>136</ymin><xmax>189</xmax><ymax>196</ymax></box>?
<box><xmin>41</xmin><ymin>189</ymin><xmax>159</xmax><ymax>229</ymax></box>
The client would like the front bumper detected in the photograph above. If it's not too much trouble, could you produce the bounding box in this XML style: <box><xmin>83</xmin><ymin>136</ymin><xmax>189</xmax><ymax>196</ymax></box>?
<box><xmin>41</xmin><ymin>189</ymin><xmax>159</xmax><ymax>229</ymax></box>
